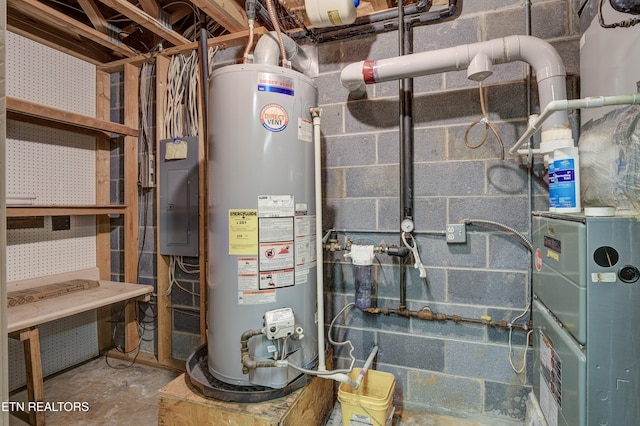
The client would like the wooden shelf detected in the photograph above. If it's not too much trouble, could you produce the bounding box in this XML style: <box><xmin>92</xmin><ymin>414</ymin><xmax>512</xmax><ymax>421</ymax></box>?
<box><xmin>7</xmin><ymin>205</ymin><xmax>127</xmax><ymax>217</ymax></box>
<box><xmin>7</xmin><ymin>97</ymin><xmax>137</xmax><ymax>137</ymax></box>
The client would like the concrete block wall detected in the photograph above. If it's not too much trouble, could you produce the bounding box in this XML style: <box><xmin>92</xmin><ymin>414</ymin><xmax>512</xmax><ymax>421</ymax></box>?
<box><xmin>316</xmin><ymin>0</ymin><xmax>581</xmax><ymax>423</ymax></box>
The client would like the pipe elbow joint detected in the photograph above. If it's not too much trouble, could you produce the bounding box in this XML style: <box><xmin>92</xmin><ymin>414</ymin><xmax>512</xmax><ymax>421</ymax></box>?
<box><xmin>505</xmin><ymin>35</ymin><xmax>566</xmax><ymax>81</ymax></box>
<box><xmin>340</xmin><ymin>62</ymin><xmax>368</xmax><ymax>99</ymax></box>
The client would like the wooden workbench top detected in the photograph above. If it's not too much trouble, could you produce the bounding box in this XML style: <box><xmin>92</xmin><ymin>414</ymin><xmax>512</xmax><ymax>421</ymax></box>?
<box><xmin>7</xmin><ymin>279</ymin><xmax>152</xmax><ymax>333</ymax></box>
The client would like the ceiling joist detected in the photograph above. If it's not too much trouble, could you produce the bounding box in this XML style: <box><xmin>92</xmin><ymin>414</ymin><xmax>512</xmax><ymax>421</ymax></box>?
<box><xmin>77</xmin><ymin>0</ymin><xmax>109</xmax><ymax>34</ymax></box>
<box><xmin>95</xmin><ymin>0</ymin><xmax>190</xmax><ymax>46</ymax></box>
<box><xmin>138</xmin><ymin>0</ymin><xmax>161</xmax><ymax>19</ymax></box>
<box><xmin>8</xmin><ymin>0</ymin><xmax>135</xmax><ymax>59</ymax></box>
<box><xmin>190</xmin><ymin>0</ymin><xmax>248</xmax><ymax>33</ymax></box>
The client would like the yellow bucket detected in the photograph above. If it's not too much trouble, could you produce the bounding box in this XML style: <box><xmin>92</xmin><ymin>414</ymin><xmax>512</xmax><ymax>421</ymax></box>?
<box><xmin>338</xmin><ymin>368</ymin><xmax>396</xmax><ymax>426</ymax></box>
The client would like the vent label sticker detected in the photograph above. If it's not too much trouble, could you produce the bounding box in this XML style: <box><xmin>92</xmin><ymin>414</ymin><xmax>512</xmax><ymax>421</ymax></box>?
<box><xmin>260</xmin><ymin>104</ymin><xmax>288</xmax><ymax>132</ymax></box>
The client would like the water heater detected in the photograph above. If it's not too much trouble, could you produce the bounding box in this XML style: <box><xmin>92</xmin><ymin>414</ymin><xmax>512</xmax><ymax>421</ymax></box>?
<box><xmin>207</xmin><ymin>63</ymin><xmax>319</xmax><ymax>390</ymax></box>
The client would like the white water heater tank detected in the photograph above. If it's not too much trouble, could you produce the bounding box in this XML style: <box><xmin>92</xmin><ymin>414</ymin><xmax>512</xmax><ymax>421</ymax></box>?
<box><xmin>207</xmin><ymin>63</ymin><xmax>319</xmax><ymax>389</ymax></box>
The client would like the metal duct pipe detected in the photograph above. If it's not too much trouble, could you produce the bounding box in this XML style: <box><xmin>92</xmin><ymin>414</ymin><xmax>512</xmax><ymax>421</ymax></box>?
<box><xmin>341</xmin><ymin>35</ymin><xmax>572</xmax><ymax>141</ymax></box>
<box><xmin>254</xmin><ymin>31</ymin><xmax>314</xmax><ymax>75</ymax></box>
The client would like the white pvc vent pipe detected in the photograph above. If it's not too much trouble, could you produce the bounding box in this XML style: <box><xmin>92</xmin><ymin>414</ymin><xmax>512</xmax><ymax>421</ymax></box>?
<box><xmin>340</xmin><ymin>35</ymin><xmax>572</xmax><ymax>146</ymax></box>
<box><xmin>510</xmin><ymin>92</ymin><xmax>640</xmax><ymax>155</ymax></box>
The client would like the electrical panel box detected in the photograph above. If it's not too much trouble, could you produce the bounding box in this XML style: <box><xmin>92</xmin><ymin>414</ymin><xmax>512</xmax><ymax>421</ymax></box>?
<box><xmin>159</xmin><ymin>136</ymin><xmax>199</xmax><ymax>256</ymax></box>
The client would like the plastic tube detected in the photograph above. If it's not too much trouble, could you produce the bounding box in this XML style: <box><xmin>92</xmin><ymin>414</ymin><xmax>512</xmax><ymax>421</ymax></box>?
<box><xmin>352</xmin><ymin>345</ymin><xmax>379</xmax><ymax>390</ymax></box>
<box><xmin>284</xmin><ymin>345</ymin><xmax>380</xmax><ymax>389</ymax></box>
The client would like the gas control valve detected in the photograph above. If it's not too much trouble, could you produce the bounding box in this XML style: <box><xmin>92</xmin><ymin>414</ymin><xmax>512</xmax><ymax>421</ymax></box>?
<box><xmin>263</xmin><ymin>307</ymin><xmax>296</xmax><ymax>340</ymax></box>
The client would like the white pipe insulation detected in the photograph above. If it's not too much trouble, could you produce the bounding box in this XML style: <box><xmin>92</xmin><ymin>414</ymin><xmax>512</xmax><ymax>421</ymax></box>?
<box><xmin>340</xmin><ymin>35</ymin><xmax>573</xmax><ymax>150</ymax></box>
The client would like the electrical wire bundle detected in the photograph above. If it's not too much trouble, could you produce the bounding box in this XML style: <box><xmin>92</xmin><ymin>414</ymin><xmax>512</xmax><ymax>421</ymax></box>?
<box><xmin>163</xmin><ymin>51</ymin><xmax>200</xmax><ymax>139</ymax></box>
<box><xmin>166</xmin><ymin>255</ymin><xmax>200</xmax><ymax>296</ymax></box>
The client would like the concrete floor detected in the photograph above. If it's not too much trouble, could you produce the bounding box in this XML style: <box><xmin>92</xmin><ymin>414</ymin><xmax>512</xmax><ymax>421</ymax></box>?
<box><xmin>9</xmin><ymin>356</ymin><xmax>180</xmax><ymax>426</ymax></box>
<box><xmin>8</xmin><ymin>357</ymin><xmax>504</xmax><ymax>425</ymax></box>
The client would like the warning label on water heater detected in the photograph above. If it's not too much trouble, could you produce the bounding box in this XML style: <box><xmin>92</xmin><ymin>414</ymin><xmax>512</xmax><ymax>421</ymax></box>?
<box><xmin>260</xmin><ymin>103</ymin><xmax>288</xmax><ymax>132</ymax></box>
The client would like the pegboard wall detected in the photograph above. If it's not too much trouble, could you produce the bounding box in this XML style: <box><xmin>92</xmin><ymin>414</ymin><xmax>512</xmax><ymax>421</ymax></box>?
<box><xmin>6</xmin><ymin>120</ymin><xmax>96</xmax><ymax>205</ymax></box>
<box><xmin>8</xmin><ymin>310</ymin><xmax>98</xmax><ymax>392</ymax></box>
<box><xmin>7</xmin><ymin>31</ymin><xmax>96</xmax><ymax>115</ymax></box>
<box><xmin>6</xmin><ymin>31</ymin><xmax>98</xmax><ymax>282</ymax></box>
<box><xmin>6</xmin><ymin>216</ymin><xmax>96</xmax><ymax>282</ymax></box>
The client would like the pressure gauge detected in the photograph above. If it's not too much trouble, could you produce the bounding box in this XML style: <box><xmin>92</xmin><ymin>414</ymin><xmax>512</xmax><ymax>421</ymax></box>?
<box><xmin>401</xmin><ymin>218</ymin><xmax>414</xmax><ymax>233</ymax></box>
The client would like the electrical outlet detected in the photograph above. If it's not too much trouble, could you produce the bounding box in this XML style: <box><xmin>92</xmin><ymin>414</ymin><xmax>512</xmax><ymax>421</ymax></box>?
<box><xmin>446</xmin><ymin>224</ymin><xmax>466</xmax><ymax>243</ymax></box>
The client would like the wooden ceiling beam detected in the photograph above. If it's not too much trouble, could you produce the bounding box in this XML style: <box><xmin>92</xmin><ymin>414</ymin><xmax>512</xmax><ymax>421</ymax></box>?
<box><xmin>77</xmin><ymin>0</ymin><xmax>109</xmax><ymax>33</ymax></box>
<box><xmin>7</xmin><ymin>0</ymin><xmax>135</xmax><ymax>58</ymax></box>
<box><xmin>138</xmin><ymin>0</ymin><xmax>160</xmax><ymax>19</ymax></box>
<box><xmin>190</xmin><ymin>0</ymin><xmax>248</xmax><ymax>33</ymax></box>
<box><xmin>95</xmin><ymin>0</ymin><xmax>189</xmax><ymax>46</ymax></box>
<box><xmin>170</xmin><ymin>5</ymin><xmax>195</xmax><ymax>25</ymax></box>
<box><xmin>98</xmin><ymin>26</ymin><xmax>268</xmax><ymax>73</ymax></box>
